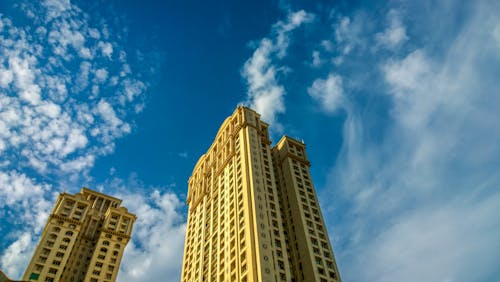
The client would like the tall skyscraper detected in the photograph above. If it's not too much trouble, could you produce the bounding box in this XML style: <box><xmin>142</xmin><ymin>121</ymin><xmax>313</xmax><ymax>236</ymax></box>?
<box><xmin>181</xmin><ymin>106</ymin><xmax>341</xmax><ymax>282</ymax></box>
<box><xmin>23</xmin><ymin>188</ymin><xmax>136</xmax><ymax>282</ymax></box>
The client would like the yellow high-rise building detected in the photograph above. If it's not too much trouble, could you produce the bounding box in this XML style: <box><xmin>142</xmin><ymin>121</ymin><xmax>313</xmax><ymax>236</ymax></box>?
<box><xmin>22</xmin><ymin>188</ymin><xmax>136</xmax><ymax>282</ymax></box>
<box><xmin>181</xmin><ymin>106</ymin><xmax>341</xmax><ymax>282</ymax></box>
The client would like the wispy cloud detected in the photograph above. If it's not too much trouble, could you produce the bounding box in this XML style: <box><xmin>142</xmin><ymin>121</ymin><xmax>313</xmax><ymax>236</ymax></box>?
<box><xmin>241</xmin><ymin>10</ymin><xmax>314</xmax><ymax>131</ymax></box>
<box><xmin>376</xmin><ymin>9</ymin><xmax>408</xmax><ymax>50</ymax></box>
<box><xmin>320</xmin><ymin>1</ymin><xmax>500</xmax><ymax>281</ymax></box>
<box><xmin>177</xmin><ymin>151</ymin><xmax>188</xmax><ymax>159</ymax></box>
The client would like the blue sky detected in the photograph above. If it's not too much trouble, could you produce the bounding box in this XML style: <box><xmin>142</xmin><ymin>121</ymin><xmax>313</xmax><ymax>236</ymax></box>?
<box><xmin>1</xmin><ymin>0</ymin><xmax>499</xmax><ymax>281</ymax></box>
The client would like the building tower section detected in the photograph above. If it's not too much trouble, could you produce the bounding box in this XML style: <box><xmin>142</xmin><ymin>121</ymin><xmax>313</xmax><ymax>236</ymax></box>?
<box><xmin>23</xmin><ymin>188</ymin><xmax>136</xmax><ymax>282</ymax></box>
<box><xmin>182</xmin><ymin>107</ymin><xmax>292</xmax><ymax>282</ymax></box>
<box><xmin>182</xmin><ymin>106</ymin><xmax>341</xmax><ymax>282</ymax></box>
<box><xmin>272</xmin><ymin>137</ymin><xmax>341</xmax><ymax>281</ymax></box>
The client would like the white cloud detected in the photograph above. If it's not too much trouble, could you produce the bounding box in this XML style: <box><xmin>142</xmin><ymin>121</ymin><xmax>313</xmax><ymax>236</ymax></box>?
<box><xmin>88</xmin><ymin>28</ymin><xmax>100</xmax><ymax>39</ymax></box>
<box><xmin>376</xmin><ymin>10</ymin><xmax>408</xmax><ymax>49</ymax></box>
<box><xmin>308</xmin><ymin>73</ymin><xmax>344</xmax><ymax>113</ymax></box>
<box><xmin>0</xmin><ymin>170</ymin><xmax>47</xmax><ymax>206</ymax></box>
<box><xmin>94</xmin><ymin>68</ymin><xmax>108</xmax><ymax>82</ymax></box>
<box><xmin>60</xmin><ymin>154</ymin><xmax>95</xmax><ymax>173</ymax></box>
<box><xmin>334</xmin><ymin>15</ymin><xmax>365</xmax><ymax>55</ymax></box>
<box><xmin>1</xmin><ymin>233</ymin><xmax>36</xmax><ymax>278</ymax></box>
<box><xmin>383</xmin><ymin>49</ymin><xmax>431</xmax><ymax>95</ymax></box>
<box><xmin>242</xmin><ymin>10</ymin><xmax>314</xmax><ymax>131</ymax></box>
<box><xmin>242</xmin><ymin>39</ymin><xmax>285</xmax><ymax>128</ymax></box>
<box><xmin>76</xmin><ymin>61</ymin><xmax>91</xmax><ymax>90</ymax></box>
<box><xmin>98</xmin><ymin>41</ymin><xmax>113</xmax><ymax>58</ymax></box>
<box><xmin>274</xmin><ymin>10</ymin><xmax>314</xmax><ymax>58</ymax></box>
<box><xmin>96</xmin><ymin>99</ymin><xmax>123</xmax><ymax>128</ymax></box>
<box><xmin>37</xmin><ymin>102</ymin><xmax>61</xmax><ymax>118</ymax></box>
<box><xmin>312</xmin><ymin>50</ymin><xmax>322</xmax><ymax>67</ymax></box>
<box><xmin>334</xmin><ymin>17</ymin><xmax>351</xmax><ymax>43</ymax></box>
<box><xmin>0</xmin><ymin>170</ymin><xmax>53</xmax><ymax>278</ymax></box>
<box><xmin>9</xmin><ymin>57</ymin><xmax>41</xmax><ymax>105</ymax></box>
<box><xmin>61</xmin><ymin>128</ymin><xmax>88</xmax><ymax>156</ymax></box>
<box><xmin>0</xmin><ymin>68</ymin><xmax>13</xmax><ymax>87</ymax></box>
<box><xmin>122</xmin><ymin>79</ymin><xmax>146</xmax><ymax>104</ymax></box>
<box><xmin>43</xmin><ymin>0</ymin><xmax>71</xmax><ymax>20</ymax></box>
<box><xmin>118</xmin><ymin>190</ymin><xmax>186</xmax><ymax>282</ymax></box>
<box><xmin>318</xmin><ymin>13</ymin><xmax>368</xmax><ymax>67</ymax></box>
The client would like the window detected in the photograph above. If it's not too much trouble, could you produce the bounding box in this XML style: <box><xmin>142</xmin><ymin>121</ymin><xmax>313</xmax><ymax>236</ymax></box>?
<box><xmin>315</xmin><ymin>257</ymin><xmax>323</xmax><ymax>265</ymax></box>
<box><xmin>321</xmin><ymin>241</ymin><xmax>329</xmax><ymax>249</ymax></box>
<box><xmin>275</xmin><ymin>239</ymin><xmax>281</xmax><ymax>248</ymax></box>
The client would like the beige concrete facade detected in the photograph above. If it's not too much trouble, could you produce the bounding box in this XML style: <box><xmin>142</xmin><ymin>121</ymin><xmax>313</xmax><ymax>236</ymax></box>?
<box><xmin>181</xmin><ymin>106</ymin><xmax>341</xmax><ymax>282</ymax></box>
<box><xmin>23</xmin><ymin>188</ymin><xmax>136</xmax><ymax>282</ymax></box>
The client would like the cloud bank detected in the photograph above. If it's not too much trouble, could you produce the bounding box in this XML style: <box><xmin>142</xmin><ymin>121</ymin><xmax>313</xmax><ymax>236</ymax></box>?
<box><xmin>0</xmin><ymin>0</ymin><xmax>146</xmax><ymax>179</ymax></box>
<box><xmin>318</xmin><ymin>1</ymin><xmax>500</xmax><ymax>281</ymax></box>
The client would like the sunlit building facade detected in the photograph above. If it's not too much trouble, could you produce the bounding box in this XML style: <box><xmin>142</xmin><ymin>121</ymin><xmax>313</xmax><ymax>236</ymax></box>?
<box><xmin>23</xmin><ymin>188</ymin><xmax>136</xmax><ymax>282</ymax></box>
<box><xmin>181</xmin><ymin>106</ymin><xmax>341</xmax><ymax>282</ymax></box>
